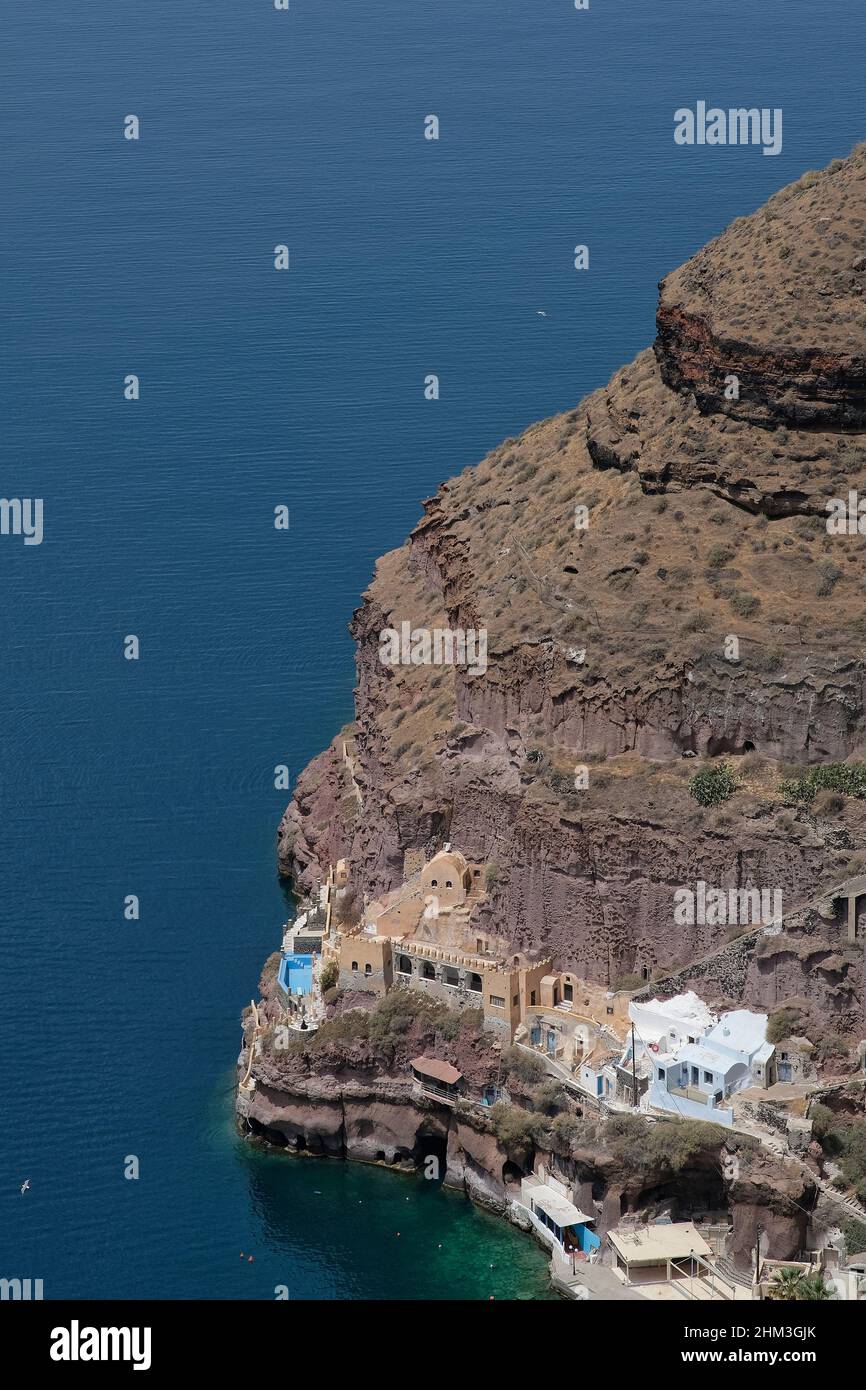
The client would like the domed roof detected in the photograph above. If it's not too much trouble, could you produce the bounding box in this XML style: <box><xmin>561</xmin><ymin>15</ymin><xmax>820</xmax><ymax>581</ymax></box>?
<box><xmin>425</xmin><ymin>847</ymin><xmax>468</xmax><ymax>876</ymax></box>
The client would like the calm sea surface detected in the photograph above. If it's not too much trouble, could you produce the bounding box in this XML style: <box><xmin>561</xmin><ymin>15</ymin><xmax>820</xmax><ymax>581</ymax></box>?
<box><xmin>1</xmin><ymin>0</ymin><xmax>863</xmax><ymax>1298</ymax></box>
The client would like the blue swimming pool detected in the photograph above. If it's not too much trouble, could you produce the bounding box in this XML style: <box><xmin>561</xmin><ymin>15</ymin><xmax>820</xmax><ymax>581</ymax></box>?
<box><xmin>278</xmin><ymin>953</ymin><xmax>313</xmax><ymax>997</ymax></box>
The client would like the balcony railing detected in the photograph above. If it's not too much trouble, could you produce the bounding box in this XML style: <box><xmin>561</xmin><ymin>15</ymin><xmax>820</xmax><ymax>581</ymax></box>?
<box><xmin>668</xmin><ymin>1084</ymin><xmax>712</xmax><ymax>1105</ymax></box>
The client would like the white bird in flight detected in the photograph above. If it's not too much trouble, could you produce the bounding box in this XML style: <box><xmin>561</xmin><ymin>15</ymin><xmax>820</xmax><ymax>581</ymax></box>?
<box><xmin>536</xmin><ymin>310</ymin><xmax>547</xmax><ymax>317</ymax></box>
<box><xmin>20</xmin><ymin>1179</ymin><xmax>30</xmax><ymax>1195</ymax></box>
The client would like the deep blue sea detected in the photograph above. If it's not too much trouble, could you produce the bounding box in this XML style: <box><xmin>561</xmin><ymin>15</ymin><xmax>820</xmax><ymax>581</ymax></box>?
<box><xmin>1</xmin><ymin>0</ymin><xmax>863</xmax><ymax>1299</ymax></box>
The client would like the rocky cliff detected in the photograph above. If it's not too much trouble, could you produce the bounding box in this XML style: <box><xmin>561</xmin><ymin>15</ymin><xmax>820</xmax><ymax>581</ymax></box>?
<box><xmin>241</xmin><ymin>985</ymin><xmax>814</xmax><ymax>1268</ymax></box>
<box><xmin>280</xmin><ymin>145</ymin><xmax>866</xmax><ymax>1036</ymax></box>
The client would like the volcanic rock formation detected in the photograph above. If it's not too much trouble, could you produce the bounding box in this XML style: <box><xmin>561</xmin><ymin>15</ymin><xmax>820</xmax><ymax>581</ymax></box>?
<box><xmin>281</xmin><ymin>146</ymin><xmax>866</xmax><ymax>1036</ymax></box>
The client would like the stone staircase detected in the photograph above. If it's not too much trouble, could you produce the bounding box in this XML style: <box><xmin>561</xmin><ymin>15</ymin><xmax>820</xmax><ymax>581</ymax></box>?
<box><xmin>714</xmin><ymin>1255</ymin><xmax>754</xmax><ymax>1291</ymax></box>
<box><xmin>746</xmin><ymin>1121</ymin><xmax>866</xmax><ymax>1224</ymax></box>
<box><xmin>811</xmin><ymin>1169</ymin><xmax>866</xmax><ymax>1224</ymax></box>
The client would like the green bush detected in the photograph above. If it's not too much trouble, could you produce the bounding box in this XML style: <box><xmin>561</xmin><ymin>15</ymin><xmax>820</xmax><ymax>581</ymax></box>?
<box><xmin>681</xmin><ymin>610</ymin><xmax>711</xmax><ymax>633</ymax></box>
<box><xmin>707</xmin><ymin>543</ymin><xmax>734</xmax><ymax>569</ymax></box>
<box><xmin>550</xmin><ymin>1112</ymin><xmax>582</xmax><ymax>1150</ymax></box>
<box><xmin>490</xmin><ymin>1105</ymin><xmax>537</xmax><ymax>1164</ymax></box>
<box><xmin>605</xmin><ymin>1114</ymin><xmax>728</xmax><ymax>1172</ymax></box>
<box><xmin>766</xmin><ymin>1007</ymin><xmax>801</xmax><ymax>1044</ymax></box>
<box><xmin>260</xmin><ymin>951</ymin><xmax>282</xmax><ymax>987</ymax></box>
<box><xmin>753</xmin><ymin>644</ymin><xmax>784</xmax><ymax>674</ymax></box>
<box><xmin>484</xmin><ymin>862</ymin><xmax>500</xmax><ymax>890</ymax></box>
<box><xmin>815</xmin><ymin>1033</ymin><xmax>849</xmax><ymax>1064</ymax></box>
<box><xmin>841</xmin><ymin>1217</ymin><xmax>866</xmax><ymax>1257</ymax></box>
<box><xmin>460</xmin><ymin>1007</ymin><xmax>484</xmax><ymax>1031</ymax></box>
<box><xmin>529</xmin><ymin>1081</ymin><xmax>566</xmax><ymax>1116</ymax></box>
<box><xmin>779</xmin><ymin>762</ymin><xmax>866</xmax><ymax>805</ymax></box>
<box><xmin>435</xmin><ymin>1011</ymin><xmax>462</xmax><ymax>1041</ymax></box>
<box><xmin>312</xmin><ymin>1009</ymin><xmax>370</xmax><ymax>1048</ymax></box>
<box><xmin>502</xmin><ymin>1045</ymin><xmax>547</xmax><ymax>1086</ymax></box>
<box><xmin>689</xmin><ymin>762</ymin><xmax>738</xmax><ymax>806</ymax></box>
<box><xmin>367</xmin><ymin>990</ymin><xmax>446</xmax><ymax>1046</ymax></box>
<box><xmin>809</xmin><ymin>1103</ymin><xmax>835</xmax><ymax>1141</ymax></box>
<box><xmin>319</xmin><ymin>958</ymin><xmax>339</xmax><ymax>992</ymax></box>
<box><xmin>730</xmin><ymin>591</ymin><xmax>760</xmax><ymax>618</ymax></box>
<box><xmin>838</xmin><ymin>1121</ymin><xmax>866</xmax><ymax>1192</ymax></box>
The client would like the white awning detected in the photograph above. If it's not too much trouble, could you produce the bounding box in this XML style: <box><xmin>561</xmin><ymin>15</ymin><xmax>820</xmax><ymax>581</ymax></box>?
<box><xmin>609</xmin><ymin>1222</ymin><xmax>712</xmax><ymax>1266</ymax></box>
<box><xmin>529</xmin><ymin>1184</ymin><xmax>591</xmax><ymax>1229</ymax></box>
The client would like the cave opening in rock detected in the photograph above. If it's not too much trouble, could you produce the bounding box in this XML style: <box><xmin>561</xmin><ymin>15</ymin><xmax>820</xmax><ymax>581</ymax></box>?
<box><xmin>634</xmin><ymin>1171</ymin><xmax>726</xmax><ymax>1216</ymax></box>
<box><xmin>706</xmin><ymin>736</ymin><xmax>756</xmax><ymax>756</ymax></box>
<box><xmin>413</xmin><ymin>1132</ymin><xmax>447</xmax><ymax>1182</ymax></box>
<box><xmin>502</xmin><ymin>1161</ymin><xmax>523</xmax><ymax>1192</ymax></box>
<box><xmin>247</xmin><ymin>1118</ymin><xmax>289</xmax><ymax>1148</ymax></box>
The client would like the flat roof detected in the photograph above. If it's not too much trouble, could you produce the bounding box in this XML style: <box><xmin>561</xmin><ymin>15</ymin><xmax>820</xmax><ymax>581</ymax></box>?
<box><xmin>609</xmin><ymin>1222</ymin><xmax>713</xmax><ymax>1266</ymax></box>
<box><xmin>410</xmin><ymin>1056</ymin><xmax>462</xmax><ymax>1085</ymax></box>
<box><xmin>525</xmin><ymin>1179</ymin><xmax>592</xmax><ymax>1229</ymax></box>
<box><xmin>704</xmin><ymin>1009</ymin><xmax>768</xmax><ymax>1055</ymax></box>
<box><xmin>677</xmin><ymin>1043</ymin><xmax>739</xmax><ymax>1074</ymax></box>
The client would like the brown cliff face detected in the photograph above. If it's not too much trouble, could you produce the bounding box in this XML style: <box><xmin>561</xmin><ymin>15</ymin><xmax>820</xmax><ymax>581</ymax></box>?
<box><xmin>282</xmin><ymin>146</ymin><xmax>866</xmax><ymax>1033</ymax></box>
<box><xmin>656</xmin><ymin>147</ymin><xmax>866</xmax><ymax>427</ymax></box>
<box><xmin>242</xmin><ymin>993</ymin><xmax>812</xmax><ymax>1261</ymax></box>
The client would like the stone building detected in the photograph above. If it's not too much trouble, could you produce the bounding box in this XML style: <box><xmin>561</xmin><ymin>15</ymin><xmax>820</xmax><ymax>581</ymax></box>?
<box><xmin>336</xmin><ymin>845</ymin><xmax>626</xmax><ymax>1050</ymax></box>
<box><xmin>339</xmin><ymin>932</ymin><xmax>393</xmax><ymax>996</ymax></box>
<box><xmin>420</xmin><ymin>846</ymin><xmax>483</xmax><ymax>910</ymax></box>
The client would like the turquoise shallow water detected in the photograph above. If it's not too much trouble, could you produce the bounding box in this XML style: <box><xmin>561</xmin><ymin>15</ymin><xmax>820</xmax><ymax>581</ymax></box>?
<box><xmin>2</xmin><ymin>0</ymin><xmax>864</xmax><ymax>1298</ymax></box>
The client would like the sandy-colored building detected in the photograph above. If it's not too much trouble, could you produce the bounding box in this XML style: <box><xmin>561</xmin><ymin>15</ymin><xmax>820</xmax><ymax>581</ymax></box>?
<box><xmin>420</xmin><ymin>846</ymin><xmax>483</xmax><ymax>910</ymax></box>
<box><xmin>336</xmin><ymin>845</ymin><xmax>631</xmax><ymax>1048</ymax></box>
<box><xmin>339</xmin><ymin>932</ymin><xmax>393</xmax><ymax>996</ymax></box>
<box><xmin>338</xmin><ymin>930</ymin><xmax>543</xmax><ymax>1037</ymax></box>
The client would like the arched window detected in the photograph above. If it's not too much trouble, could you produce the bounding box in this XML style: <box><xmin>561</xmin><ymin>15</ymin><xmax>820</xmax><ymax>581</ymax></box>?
<box><xmin>364</xmin><ymin>963</ymin><xmax>372</xmax><ymax>976</ymax></box>
<box><xmin>445</xmin><ymin>880</ymin><xmax>453</xmax><ymax>889</ymax></box>
<box><xmin>397</xmin><ymin>954</ymin><xmax>412</xmax><ymax>975</ymax></box>
<box><xmin>430</xmin><ymin>878</ymin><xmax>438</xmax><ymax>887</ymax></box>
<box><xmin>351</xmin><ymin>961</ymin><xmax>358</xmax><ymax>972</ymax></box>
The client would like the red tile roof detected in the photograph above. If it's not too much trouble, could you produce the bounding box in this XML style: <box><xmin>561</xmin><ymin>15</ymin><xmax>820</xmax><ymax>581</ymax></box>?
<box><xmin>410</xmin><ymin>1056</ymin><xmax>463</xmax><ymax>1086</ymax></box>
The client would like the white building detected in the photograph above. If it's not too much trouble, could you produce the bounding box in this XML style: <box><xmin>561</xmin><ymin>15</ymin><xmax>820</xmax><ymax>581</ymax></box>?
<box><xmin>632</xmin><ymin>1000</ymin><xmax>775</xmax><ymax>1127</ymax></box>
<box><xmin>629</xmin><ymin>992</ymin><xmax>715</xmax><ymax>1052</ymax></box>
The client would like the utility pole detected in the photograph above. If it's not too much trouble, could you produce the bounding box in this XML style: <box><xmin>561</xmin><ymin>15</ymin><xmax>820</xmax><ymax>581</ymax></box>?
<box><xmin>631</xmin><ymin>1023</ymin><xmax>638</xmax><ymax>1110</ymax></box>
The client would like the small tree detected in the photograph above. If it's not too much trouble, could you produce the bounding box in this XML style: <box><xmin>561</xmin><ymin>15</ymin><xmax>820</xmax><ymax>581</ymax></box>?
<box><xmin>490</xmin><ymin>1105</ymin><xmax>536</xmax><ymax>1166</ymax></box>
<box><xmin>766</xmin><ymin>1006</ymin><xmax>801</xmax><ymax>1044</ymax></box>
<box><xmin>319</xmin><ymin>958</ymin><xmax>339</xmax><ymax>993</ymax></box>
<box><xmin>551</xmin><ymin>1112</ymin><xmax>582</xmax><ymax>1151</ymax></box>
<box><xmin>767</xmin><ymin>1268</ymin><xmax>807</xmax><ymax>1301</ymax></box>
<box><xmin>502</xmin><ymin>1045</ymin><xmax>547</xmax><ymax>1086</ymax></box>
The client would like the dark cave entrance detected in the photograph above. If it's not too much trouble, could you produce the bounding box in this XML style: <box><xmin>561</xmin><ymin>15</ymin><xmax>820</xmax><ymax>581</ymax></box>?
<box><xmin>706</xmin><ymin>736</ymin><xmax>756</xmax><ymax>757</ymax></box>
<box><xmin>414</xmin><ymin>1132</ymin><xmax>447</xmax><ymax>1183</ymax></box>
<box><xmin>503</xmin><ymin>1161</ymin><xmax>523</xmax><ymax>1193</ymax></box>
<box><xmin>633</xmin><ymin>1170</ymin><xmax>727</xmax><ymax>1218</ymax></box>
<box><xmin>247</xmin><ymin>1118</ymin><xmax>290</xmax><ymax>1149</ymax></box>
